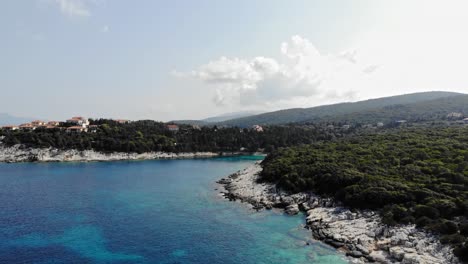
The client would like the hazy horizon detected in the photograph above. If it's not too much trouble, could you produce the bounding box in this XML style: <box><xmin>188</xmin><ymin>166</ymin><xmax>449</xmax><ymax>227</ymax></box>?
<box><xmin>1</xmin><ymin>90</ymin><xmax>463</xmax><ymax>123</ymax></box>
<box><xmin>2</xmin><ymin>1</ymin><xmax>468</xmax><ymax>121</ymax></box>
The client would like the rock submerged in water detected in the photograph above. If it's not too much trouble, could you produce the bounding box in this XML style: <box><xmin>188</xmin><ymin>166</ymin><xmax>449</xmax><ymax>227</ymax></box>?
<box><xmin>299</xmin><ymin>201</ymin><xmax>311</xmax><ymax>211</ymax></box>
<box><xmin>346</xmin><ymin>250</ymin><xmax>363</xmax><ymax>258</ymax></box>
<box><xmin>285</xmin><ymin>204</ymin><xmax>300</xmax><ymax>215</ymax></box>
<box><xmin>216</xmin><ymin>178</ymin><xmax>231</xmax><ymax>184</ymax></box>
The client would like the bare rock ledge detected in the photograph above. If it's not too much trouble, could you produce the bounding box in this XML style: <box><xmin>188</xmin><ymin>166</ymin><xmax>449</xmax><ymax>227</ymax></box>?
<box><xmin>217</xmin><ymin>162</ymin><xmax>459</xmax><ymax>264</ymax></box>
<box><xmin>0</xmin><ymin>144</ymin><xmax>229</xmax><ymax>163</ymax></box>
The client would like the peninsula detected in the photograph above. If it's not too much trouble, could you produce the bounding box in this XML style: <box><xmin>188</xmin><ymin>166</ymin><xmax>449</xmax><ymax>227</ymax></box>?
<box><xmin>219</xmin><ymin>126</ymin><xmax>468</xmax><ymax>263</ymax></box>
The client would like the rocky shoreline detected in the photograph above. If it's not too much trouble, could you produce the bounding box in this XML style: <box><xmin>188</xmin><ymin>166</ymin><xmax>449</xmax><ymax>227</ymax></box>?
<box><xmin>0</xmin><ymin>144</ymin><xmax>244</xmax><ymax>163</ymax></box>
<box><xmin>217</xmin><ymin>162</ymin><xmax>459</xmax><ymax>264</ymax></box>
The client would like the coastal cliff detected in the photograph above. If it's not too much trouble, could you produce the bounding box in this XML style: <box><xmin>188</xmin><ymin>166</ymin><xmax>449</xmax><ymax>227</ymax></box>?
<box><xmin>0</xmin><ymin>144</ymin><xmax>221</xmax><ymax>163</ymax></box>
<box><xmin>218</xmin><ymin>162</ymin><xmax>459</xmax><ymax>264</ymax></box>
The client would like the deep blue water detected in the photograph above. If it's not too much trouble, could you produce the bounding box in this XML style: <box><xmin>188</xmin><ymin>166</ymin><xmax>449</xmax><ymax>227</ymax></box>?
<box><xmin>0</xmin><ymin>157</ymin><xmax>347</xmax><ymax>264</ymax></box>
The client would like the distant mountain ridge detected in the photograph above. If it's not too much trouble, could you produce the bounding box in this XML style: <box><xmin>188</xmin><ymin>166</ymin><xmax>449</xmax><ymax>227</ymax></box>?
<box><xmin>202</xmin><ymin>110</ymin><xmax>264</xmax><ymax>123</ymax></box>
<box><xmin>171</xmin><ymin>110</ymin><xmax>263</xmax><ymax>125</ymax></box>
<box><xmin>0</xmin><ymin>113</ymin><xmax>35</xmax><ymax>126</ymax></box>
<box><xmin>216</xmin><ymin>91</ymin><xmax>465</xmax><ymax>127</ymax></box>
<box><xmin>322</xmin><ymin>95</ymin><xmax>468</xmax><ymax>124</ymax></box>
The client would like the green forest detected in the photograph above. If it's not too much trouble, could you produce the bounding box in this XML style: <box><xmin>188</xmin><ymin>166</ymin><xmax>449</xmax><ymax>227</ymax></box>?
<box><xmin>218</xmin><ymin>92</ymin><xmax>467</xmax><ymax>127</ymax></box>
<box><xmin>260</xmin><ymin>126</ymin><xmax>468</xmax><ymax>260</ymax></box>
<box><xmin>0</xmin><ymin>119</ymin><xmax>345</xmax><ymax>153</ymax></box>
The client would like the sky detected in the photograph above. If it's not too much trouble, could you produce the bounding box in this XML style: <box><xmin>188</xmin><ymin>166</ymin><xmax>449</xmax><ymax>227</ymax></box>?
<box><xmin>1</xmin><ymin>0</ymin><xmax>468</xmax><ymax>121</ymax></box>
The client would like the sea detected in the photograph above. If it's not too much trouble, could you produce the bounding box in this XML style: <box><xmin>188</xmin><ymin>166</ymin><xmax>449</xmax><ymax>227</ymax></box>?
<box><xmin>0</xmin><ymin>156</ymin><xmax>347</xmax><ymax>264</ymax></box>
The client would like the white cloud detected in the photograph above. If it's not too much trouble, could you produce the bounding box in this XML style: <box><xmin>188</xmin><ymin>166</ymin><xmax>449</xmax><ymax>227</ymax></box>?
<box><xmin>181</xmin><ymin>35</ymin><xmax>375</xmax><ymax>108</ymax></box>
<box><xmin>51</xmin><ymin>0</ymin><xmax>91</xmax><ymax>17</ymax></box>
<box><xmin>101</xmin><ymin>25</ymin><xmax>109</xmax><ymax>33</ymax></box>
<box><xmin>338</xmin><ymin>49</ymin><xmax>358</xmax><ymax>64</ymax></box>
<box><xmin>344</xmin><ymin>0</ymin><xmax>468</xmax><ymax>98</ymax></box>
<box><xmin>362</xmin><ymin>65</ymin><xmax>379</xmax><ymax>74</ymax></box>
<box><xmin>213</xmin><ymin>89</ymin><xmax>225</xmax><ymax>106</ymax></box>
<box><xmin>176</xmin><ymin>1</ymin><xmax>468</xmax><ymax>112</ymax></box>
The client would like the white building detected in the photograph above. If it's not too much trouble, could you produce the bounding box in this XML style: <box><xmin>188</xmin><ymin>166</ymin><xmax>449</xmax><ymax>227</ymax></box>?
<box><xmin>88</xmin><ymin>125</ymin><xmax>99</xmax><ymax>133</ymax></box>
<box><xmin>66</xmin><ymin>117</ymin><xmax>90</xmax><ymax>127</ymax></box>
<box><xmin>114</xmin><ymin>119</ymin><xmax>131</xmax><ymax>124</ymax></box>
<box><xmin>167</xmin><ymin>124</ymin><xmax>179</xmax><ymax>132</ymax></box>
<box><xmin>47</xmin><ymin>121</ymin><xmax>60</xmax><ymax>126</ymax></box>
<box><xmin>252</xmin><ymin>125</ymin><xmax>264</xmax><ymax>132</ymax></box>
<box><xmin>66</xmin><ymin>126</ymin><xmax>87</xmax><ymax>133</ymax></box>
<box><xmin>19</xmin><ymin>123</ymin><xmax>36</xmax><ymax>131</ymax></box>
<box><xmin>31</xmin><ymin>120</ymin><xmax>46</xmax><ymax>126</ymax></box>
<box><xmin>2</xmin><ymin>125</ymin><xmax>19</xmax><ymax>131</ymax></box>
<box><xmin>447</xmin><ymin>112</ymin><xmax>463</xmax><ymax>119</ymax></box>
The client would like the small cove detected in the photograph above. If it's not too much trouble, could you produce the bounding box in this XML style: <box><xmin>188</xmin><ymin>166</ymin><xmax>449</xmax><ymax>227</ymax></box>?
<box><xmin>0</xmin><ymin>157</ymin><xmax>348</xmax><ymax>263</ymax></box>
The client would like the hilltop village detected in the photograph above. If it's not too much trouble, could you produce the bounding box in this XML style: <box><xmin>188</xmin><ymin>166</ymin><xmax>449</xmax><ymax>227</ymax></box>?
<box><xmin>1</xmin><ymin>117</ymin><xmax>129</xmax><ymax>133</ymax></box>
<box><xmin>0</xmin><ymin>116</ymin><xmax>269</xmax><ymax>135</ymax></box>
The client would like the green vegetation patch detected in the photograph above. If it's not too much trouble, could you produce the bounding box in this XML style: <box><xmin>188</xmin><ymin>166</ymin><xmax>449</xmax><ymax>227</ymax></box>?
<box><xmin>260</xmin><ymin>127</ymin><xmax>468</xmax><ymax>260</ymax></box>
<box><xmin>0</xmin><ymin>120</ymin><xmax>341</xmax><ymax>154</ymax></box>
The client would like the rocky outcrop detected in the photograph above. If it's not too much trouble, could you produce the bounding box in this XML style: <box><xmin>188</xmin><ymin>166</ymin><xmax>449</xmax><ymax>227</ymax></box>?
<box><xmin>285</xmin><ymin>204</ymin><xmax>300</xmax><ymax>215</ymax></box>
<box><xmin>218</xmin><ymin>162</ymin><xmax>459</xmax><ymax>264</ymax></box>
<box><xmin>0</xmin><ymin>144</ymin><xmax>222</xmax><ymax>163</ymax></box>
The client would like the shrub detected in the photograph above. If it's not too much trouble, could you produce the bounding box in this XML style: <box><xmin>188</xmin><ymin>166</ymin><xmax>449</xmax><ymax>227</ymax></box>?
<box><xmin>414</xmin><ymin>205</ymin><xmax>440</xmax><ymax>219</ymax></box>
<box><xmin>415</xmin><ymin>216</ymin><xmax>433</xmax><ymax>228</ymax></box>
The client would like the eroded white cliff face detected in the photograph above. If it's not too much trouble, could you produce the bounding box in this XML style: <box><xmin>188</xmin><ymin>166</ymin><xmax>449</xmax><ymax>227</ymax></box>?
<box><xmin>0</xmin><ymin>144</ymin><xmax>220</xmax><ymax>163</ymax></box>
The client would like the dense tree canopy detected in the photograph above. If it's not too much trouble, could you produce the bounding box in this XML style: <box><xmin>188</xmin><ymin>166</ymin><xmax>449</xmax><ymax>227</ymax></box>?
<box><xmin>218</xmin><ymin>92</ymin><xmax>467</xmax><ymax>127</ymax></box>
<box><xmin>260</xmin><ymin>126</ymin><xmax>468</xmax><ymax>260</ymax></box>
<box><xmin>0</xmin><ymin>119</ymin><xmax>346</xmax><ymax>153</ymax></box>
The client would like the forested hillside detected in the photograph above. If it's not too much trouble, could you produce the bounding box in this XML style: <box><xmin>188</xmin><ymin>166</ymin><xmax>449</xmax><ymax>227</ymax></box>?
<box><xmin>218</xmin><ymin>91</ymin><xmax>464</xmax><ymax>127</ymax></box>
<box><xmin>260</xmin><ymin>126</ymin><xmax>468</xmax><ymax>260</ymax></box>
<box><xmin>0</xmin><ymin>120</ymin><xmax>344</xmax><ymax>153</ymax></box>
<box><xmin>315</xmin><ymin>95</ymin><xmax>468</xmax><ymax>124</ymax></box>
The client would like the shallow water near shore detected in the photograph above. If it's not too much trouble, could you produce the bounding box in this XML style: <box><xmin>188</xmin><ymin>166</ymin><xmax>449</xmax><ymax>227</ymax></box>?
<box><xmin>0</xmin><ymin>157</ymin><xmax>347</xmax><ymax>263</ymax></box>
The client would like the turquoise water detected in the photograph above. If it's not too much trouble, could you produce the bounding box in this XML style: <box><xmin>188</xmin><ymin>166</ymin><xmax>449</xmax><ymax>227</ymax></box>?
<box><xmin>0</xmin><ymin>157</ymin><xmax>347</xmax><ymax>263</ymax></box>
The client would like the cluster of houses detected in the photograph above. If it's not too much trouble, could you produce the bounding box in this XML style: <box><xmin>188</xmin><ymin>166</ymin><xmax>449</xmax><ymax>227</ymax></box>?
<box><xmin>447</xmin><ymin>112</ymin><xmax>463</xmax><ymax>119</ymax></box>
<box><xmin>2</xmin><ymin>120</ymin><xmax>58</xmax><ymax>131</ymax></box>
<box><xmin>1</xmin><ymin>117</ymin><xmax>102</xmax><ymax>134</ymax></box>
<box><xmin>165</xmin><ymin>124</ymin><xmax>199</xmax><ymax>132</ymax></box>
<box><xmin>3</xmin><ymin>119</ymin><xmax>261</xmax><ymax>134</ymax></box>
<box><xmin>252</xmin><ymin>125</ymin><xmax>264</xmax><ymax>132</ymax></box>
<box><xmin>164</xmin><ymin>124</ymin><xmax>264</xmax><ymax>133</ymax></box>
<box><xmin>2</xmin><ymin>120</ymin><xmax>61</xmax><ymax>131</ymax></box>
<box><xmin>166</xmin><ymin>124</ymin><xmax>180</xmax><ymax>132</ymax></box>
<box><xmin>447</xmin><ymin>112</ymin><xmax>468</xmax><ymax>124</ymax></box>
<box><xmin>65</xmin><ymin>117</ymin><xmax>97</xmax><ymax>133</ymax></box>
<box><xmin>327</xmin><ymin>122</ymin><xmax>391</xmax><ymax>130</ymax></box>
